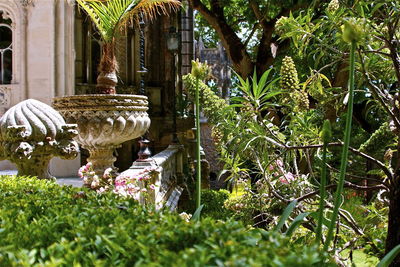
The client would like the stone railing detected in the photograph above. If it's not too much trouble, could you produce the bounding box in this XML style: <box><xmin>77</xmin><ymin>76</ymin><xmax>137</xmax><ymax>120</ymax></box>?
<box><xmin>119</xmin><ymin>144</ymin><xmax>184</xmax><ymax>210</ymax></box>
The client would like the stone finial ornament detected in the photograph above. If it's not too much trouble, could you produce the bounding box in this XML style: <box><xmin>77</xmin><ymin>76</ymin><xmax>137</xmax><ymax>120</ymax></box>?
<box><xmin>0</xmin><ymin>99</ymin><xmax>79</xmax><ymax>179</ymax></box>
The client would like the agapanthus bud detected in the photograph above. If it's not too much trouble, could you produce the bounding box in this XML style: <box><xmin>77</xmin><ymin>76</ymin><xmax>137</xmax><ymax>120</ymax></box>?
<box><xmin>341</xmin><ymin>18</ymin><xmax>367</xmax><ymax>44</ymax></box>
<box><xmin>321</xmin><ymin>120</ymin><xmax>332</xmax><ymax>144</ymax></box>
<box><xmin>191</xmin><ymin>59</ymin><xmax>210</xmax><ymax>80</ymax></box>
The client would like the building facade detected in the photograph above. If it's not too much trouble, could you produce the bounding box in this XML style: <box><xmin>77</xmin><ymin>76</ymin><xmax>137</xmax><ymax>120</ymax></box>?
<box><xmin>0</xmin><ymin>0</ymin><xmax>194</xmax><ymax>176</ymax></box>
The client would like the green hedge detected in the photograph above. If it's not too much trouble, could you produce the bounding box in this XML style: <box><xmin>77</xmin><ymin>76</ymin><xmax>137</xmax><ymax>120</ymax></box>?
<box><xmin>183</xmin><ymin>189</ymin><xmax>233</xmax><ymax>220</ymax></box>
<box><xmin>0</xmin><ymin>176</ymin><xmax>332</xmax><ymax>266</ymax></box>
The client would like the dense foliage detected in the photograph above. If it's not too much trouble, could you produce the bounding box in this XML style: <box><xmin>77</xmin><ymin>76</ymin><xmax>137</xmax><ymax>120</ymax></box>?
<box><xmin>189</xmin><ymin>0</ymin><xmax>314</xmax><ymax>77</ymax></box>
<box><xmin>183</xmin><ymin>54</ymin><xmax>392</xmax><ymax>264</ymax></box>
<box><xmin>163</xmin><ymin>0</ymin><xmax>400</xmax><ymax>264</ymax></box>
<box><xmin>0</xmin><ymin>176</ymin><xmax>332</xmax><ymax>266</ymax></box>
<box><xmin>184</xmin><ymin>189</ymin><xmax>233</xmax><ymax>220</ymax></box>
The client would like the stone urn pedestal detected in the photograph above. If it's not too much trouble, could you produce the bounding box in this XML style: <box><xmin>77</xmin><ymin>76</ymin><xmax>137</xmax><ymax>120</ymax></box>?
<box><xmin>0</xmin><ymin>99</ymin><xmax>79</xmax><ymax>180</ymax></box>
<box><xmin>53</xmin><ymin>95</ymin><xmax>150</xmax><ymax>178</ymax></box>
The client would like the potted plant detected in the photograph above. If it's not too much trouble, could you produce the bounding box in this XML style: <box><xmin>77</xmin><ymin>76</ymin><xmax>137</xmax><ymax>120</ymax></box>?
<box><xmin>76</xmin><ymin>0</ymin><xmax>180</xmax><ymax>95</ymax></box>
<box><xmin>53</xmin><ymin>0</ymin><xmax>181</xmax><ymax>182</ymax></box>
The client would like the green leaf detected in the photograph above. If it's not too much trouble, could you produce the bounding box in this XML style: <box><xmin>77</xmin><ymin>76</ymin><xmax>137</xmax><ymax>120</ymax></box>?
<box><xmin>377</xmin><ymin>245</ymin><xmax>400</xmax><ymax>267</ymax></box>
<box><xmin>191</xmin><ymin>204</ymin><xmax>204</xmax><ymax>221</ymax></box>
<box><xmin>285</xmin><ymin>212</ymin><xmax>311</xmax><ymax>236</ymax></box>
<box><xmin>274</xmin><ymin>200</ymin><xmax>297</xmax><ymax>232</ymax></box>
<box><xmin>252</xmin><ymin>69</ymin><xmax>258</xmax><ymax>97</ymax></box>
<box><xmin>257</xmin><ymin>68</ymin><xmax>272</xmax><ymax>96</ymax></box>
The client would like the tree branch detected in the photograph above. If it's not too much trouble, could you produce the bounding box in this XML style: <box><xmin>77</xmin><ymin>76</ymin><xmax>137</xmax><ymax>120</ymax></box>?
<box><xmin>189</xmin><ymin>0</ymin><xmax>253</xmax><ymax>77</ymax></box>
<box><xmin>244</xmin><ymin>23</ymin><xmax>260</xmax><ymax>47</ymax></box>
<box><xmin>249</xmin><ymin>0</ymin><xmax>268</xmax><ymax>30</ymax></box>
<box><xmin>358</xmin><ymin>49</ymin><xmax>400</xmax><ymax>131</ymax></box>
<box><xmin>326</xmin><ymin>163</ymin><xmax>389</xmax><ymax>187</ymax></box>
<box><xmin>210</xmin><ymin>0</ymin><xmax>223</xmax><ymax>18</ymax></box>
<box><xmin>296</xmin><ymin>182</ymin><xmax>387</xmax><ymax>202</ymax></box>
<box><xmin>285</xmin><ymin>142</ymin><xmax>394</xmax><ymax>182</ymax></box>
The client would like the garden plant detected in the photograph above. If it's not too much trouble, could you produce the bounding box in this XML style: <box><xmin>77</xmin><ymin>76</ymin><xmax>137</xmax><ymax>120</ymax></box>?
<box><xmin>76</xmin><ymin>0</ymin><xmax>181</xmax><ymax>93</ymax></box>
<box><xmin>183</xmin><ymin>0</ymin><xmax>400</xmax><ymax>265</ymax></box>
<box><xmin>0</xmin><ymin>176</ymin><xmax>332</xmax><ymax>266</ymax></box>
<box><xmin>1</xmin><ymin>0</ymin><xmax>400</xmax><ymax>266</ymax></box>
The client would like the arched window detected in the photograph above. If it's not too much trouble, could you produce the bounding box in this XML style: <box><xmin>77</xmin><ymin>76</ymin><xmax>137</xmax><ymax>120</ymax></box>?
<box><xmin>0</xmin><ymin>11</ymin><xmax>12</xmax><ymax>84</ymax></box>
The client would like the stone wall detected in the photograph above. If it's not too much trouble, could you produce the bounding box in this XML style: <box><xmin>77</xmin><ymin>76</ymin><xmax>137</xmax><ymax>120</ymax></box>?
<box><xmin>0</xmin><ymin>0</ymin><xmax>78</xmax><ymax>175</ymax></box>
<box><xmin>0</xmin><ymin>1</ymin><xmax>194</xmax><ymax>177</ymax></box>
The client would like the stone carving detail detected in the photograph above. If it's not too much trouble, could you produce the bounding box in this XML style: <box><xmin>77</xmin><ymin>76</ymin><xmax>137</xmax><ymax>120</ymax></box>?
<box><xmin>0</xmin><ymin>86</ymin><xmax>10</xmax><ymax>107</ymax></box>
<box><xmin>53</xmin><ymin>94</ymin><xmax>150</xmax><ymax>179</ymax></box>
<box><xmin>20</xmin><ymin>0</ymin><xmax>34</xmax><ymax>7</ymax></box>
<box><xmin>119</xmin><ymin>144</ymin><xmax>184</xmax><ymax>209</ymax></box>
<box><xmin>0</xmin><ymin>99</ymin><xmax>79</xmax><ymax>179</ymax></box>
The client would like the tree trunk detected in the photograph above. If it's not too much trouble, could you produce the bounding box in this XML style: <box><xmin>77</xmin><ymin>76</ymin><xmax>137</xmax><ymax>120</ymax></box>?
<box><xmin>96</xmin><ymin>42</ymin><xmax>118</xmax><ymax>94</ymax></box>
<box><xmin>386</xmin><ymin>184</ymin><xmax>400</xmax><ymax>266</ymax></box>
<box><xmin>189</xmin><ymin>0</ymin><xmax>256</xmax><ymax>78</ymax></box>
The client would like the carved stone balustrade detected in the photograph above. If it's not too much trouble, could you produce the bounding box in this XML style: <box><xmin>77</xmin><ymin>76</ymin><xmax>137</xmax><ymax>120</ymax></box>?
<box><xmin>0</xmin><ymin>99</ymin><xmax>79</xmax><ymax>179</ymax></box>
<box><xmin>118</xmin><ymin>144</ymin><xmax>184</xmax><ymax>210</ymax></box>
<box><xmin>53</xmin><ymin>94</ymin><xmax>150</xmax><ymax>182</ymax></box>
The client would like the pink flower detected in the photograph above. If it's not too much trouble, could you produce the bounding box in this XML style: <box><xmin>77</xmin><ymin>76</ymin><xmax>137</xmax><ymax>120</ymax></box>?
<box><xmin>268</xmin><ymin>164</ymin><xmax>275</xmax><ymax>171</ymax></box>
<box><xmin>276</xmin><ymin>159</ymin><xmax>283</xmax><ymax>167</ymax></box>
<box><xmin>91</xmin><ymin>178</ymin><xmax>99</xmax><ymax>188</ymax></box>
<box><xmin>284</xmin><ymin>172</ymin><xmax>295</xmax><ymax>181</ymax></box>
<box><xmin>97</xmin><ymin>187</ymin><xmax>106</xmax><ymax>194</ymax></box>
<box><xmin>84</xmin><ymin>162</ymin><xmax>92</xmax><ymax>171</ymax></box>
<box><xmin>149</xmin><ymin>184</ymin><xmax>156</xmax><ymax>190</ymax></box>
<box><xmin>279</xmin><ymin>177</ymin><xmax>289</xmax><ymax>184</ymax></box>
<box><xmin>279</xmin><ymin>172</ymin><xmax>295</xmax><ymax>184</ymax></box>
<box><xmin>103</xmin><ymin>168</ymin><xmax>113</xmax><ymax>178</ymax></box>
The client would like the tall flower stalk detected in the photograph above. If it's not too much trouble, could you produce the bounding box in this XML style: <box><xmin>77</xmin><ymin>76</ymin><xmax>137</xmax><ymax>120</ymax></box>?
<box><xmin>195</xmin><ymin>76</ymin><xmax>201</xmax><ymax>210</ymax></box>
<box><xmin>324</xmin><ymin>18</ymin><xmax>363</xmax><ymax>250</ymax></box>
<box><xmin>316</xmin><ymin>120</ymin><xmax>331</xmax><ymax>244</ymax></box>
<box><xmin>191</xmin><ymin>59</ymin><xmax>210</xmax><ymax>212</ymax></box>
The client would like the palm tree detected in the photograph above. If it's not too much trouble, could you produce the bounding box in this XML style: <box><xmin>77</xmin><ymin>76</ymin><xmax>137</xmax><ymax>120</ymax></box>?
<box><xmin>76</xmin><ymin>0</ymin><xmax>181</xmax><ymax>94</ymax></box>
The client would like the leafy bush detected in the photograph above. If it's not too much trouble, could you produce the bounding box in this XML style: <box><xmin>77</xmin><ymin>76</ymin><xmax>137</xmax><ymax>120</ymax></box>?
<box><xmin>201</xmin><ymin>189</ymin><xmax>232</xmax><ymax>218</ymax></box>
<box><xmin>184</xmin><ymin>189</ymin><xmax>233</xmax><ymax>220</ymax></box>
<box><xmin>0</xmin><ymin>176</ymin><xmax>333</xmax><ymax>266</ymax></box>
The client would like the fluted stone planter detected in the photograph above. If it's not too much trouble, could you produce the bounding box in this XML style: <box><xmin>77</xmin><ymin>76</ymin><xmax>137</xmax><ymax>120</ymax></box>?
<box><xmin>0</xmin><ymin>99</ymin><xmax>79</xmax><ymax>179</ymax></box>
<box><xmin>52</xmin><ymin>95</ymin><xmax>150</xmax><ymax>178</ymax></box>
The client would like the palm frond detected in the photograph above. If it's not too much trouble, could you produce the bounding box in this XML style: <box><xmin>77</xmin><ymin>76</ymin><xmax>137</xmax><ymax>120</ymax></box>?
<box><xmin>121</xmin><ymin>0</ymin><xmax>181</xmax><ymax>26</ymax></box>
<box><xmin>77</xmin><ymin>0</ymin><xmax>182</xmax><ymax>43</ymax></box>
<box><xmin>76</xmin><ymin>0</ymin><xmax>107</xmax><ymax>39</ymax></box>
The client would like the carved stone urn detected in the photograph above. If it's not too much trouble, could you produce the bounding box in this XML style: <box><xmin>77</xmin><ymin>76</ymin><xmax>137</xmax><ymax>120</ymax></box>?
<box><xmin>52</xmin><ymin>94</ymin><xmax>150</xmax><ymax>178</ymax></box>
<box><xmin>0</xmin><ymin>99</ymin><xmax>79</xmax><ymax>179</ymax></box>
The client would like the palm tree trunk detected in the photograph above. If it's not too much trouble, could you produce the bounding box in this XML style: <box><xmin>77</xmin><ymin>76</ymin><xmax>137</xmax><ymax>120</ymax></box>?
<box><xmin>96</xmin><ymin>42</ymin><xmax>118</xmax><ymax>94</ymax></box>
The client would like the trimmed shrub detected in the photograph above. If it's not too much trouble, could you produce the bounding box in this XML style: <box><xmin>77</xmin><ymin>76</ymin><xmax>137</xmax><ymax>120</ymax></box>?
<box><xmin>184</xmin><ymin>189</ymin><xmax>233</xmax><ymax>220</ymax></box>
<box><xmin>0</xmin><ymin>176</ymin><xmax>332</xmax><ymax>266</ymax></box>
